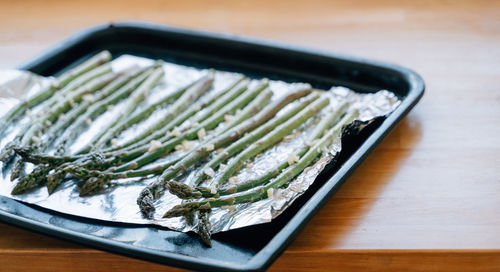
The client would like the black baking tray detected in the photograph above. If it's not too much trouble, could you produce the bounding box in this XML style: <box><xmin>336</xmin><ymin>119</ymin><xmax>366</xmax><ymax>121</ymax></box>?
<box><xmin>0</xmin><ymin>22</ymin><xmax>424</xmax><ymax>272</ymax></box>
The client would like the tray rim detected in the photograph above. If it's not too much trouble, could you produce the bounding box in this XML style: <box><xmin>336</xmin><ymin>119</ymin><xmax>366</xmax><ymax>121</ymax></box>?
<box><xmin>0</xmin><ymin>21</ymin><xmax>425</xmax><ymax>272</ymax></box>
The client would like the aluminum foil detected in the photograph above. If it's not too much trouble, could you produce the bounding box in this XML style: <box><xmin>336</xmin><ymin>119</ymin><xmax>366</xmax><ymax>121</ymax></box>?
<box><xmin>0</xmin><ymin>55</ymin><xmax>400</xmax><ymax>236</ymax></box>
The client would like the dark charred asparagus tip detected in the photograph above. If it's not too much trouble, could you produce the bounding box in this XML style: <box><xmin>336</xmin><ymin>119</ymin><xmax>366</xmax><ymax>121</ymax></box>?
<box><xmin>11</xmin><ymin>166</ymin><xmax>50</xmax><ymax>195</ymax></box>
<box><xmin>79</xmin><ymin>176</ymin><xmax>111</xmax><ymax>196</ymax></box>
<box><xmin>167</xmin><ymin>180</ymin><xmax>202</xmax><ymax>199</ymax></box>
<box><xmin>137</xmin><ymin>188</ymin><xmax>156</xmax><ymax>217</ymax></box>
<box><xmin>197</xmin><ymin>210</ymin><xmax>212</xmax><ymax>247</ymax></box>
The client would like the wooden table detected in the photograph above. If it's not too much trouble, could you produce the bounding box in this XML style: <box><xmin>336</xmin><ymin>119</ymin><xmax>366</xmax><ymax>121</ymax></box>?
<box><xmin>1</xmin><ymin>1</ymin><xmax>499</xmax><ymax>271</ymax></box>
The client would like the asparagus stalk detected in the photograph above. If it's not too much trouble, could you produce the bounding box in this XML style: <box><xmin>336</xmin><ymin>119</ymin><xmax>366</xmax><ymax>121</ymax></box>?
<box><xmin>0</xmin><ymin>51</ymin><xmax>111</xmax><ymax>136</ymax></box>
<box><xmin>188</xmin><ymin>92</ymin><xmax>321</xmax><ymax>187</ymax></box>
<box><xmin>117</xmin><ymin>75</ymin><xmax>247</xmax><ymax>151</ymax></box>
<box><xmin>210</xmin><ymin>95</ymin><xmax>330</xmax><ymax>187</ymax></box>
<box><xmin>53</xmin><ymin>67</ymin><xmax>155</xmax><ymax>153</ymax></box>
<box><xmin>39</xmin><ymin>67</ymin><xmax>144</xmax><ymax>152</ymax></box>
<box><xmin>9</xmin><ymin>69</ymin><xmax>118</xmax><ymax>180</ymax></box>
<box><xmin>78</xmin><ymin>66</ymin><xmax>164</xmax><ymax>153</ymax></box>
<box><xmin>163</xmin><ymin>110</ymin><xmax>359</xmax><ymax>218</ymax></box>
<box><xmin>74</xmin><ymin>83</ymin><xmax>271</xmax><ymax>194</ymax></box>
<box><xmin>184</xmin><ymin>101</ymin><xmax>350</xmax><ymax>198</ymax></box>
<box><xmin>137</xmin><ymin>87</ymin><xmax>312</xmax><ymax>215</ymax></box>
<box><xmin>111</xmin><ymin>80</ymin><xmax>267</xmax><ymax>172</ymax></box>
<box><xmin>94</xmin><ymin>74</ymin><xmax>215</xmax><ymax>152</ymax></box>
<box><xmin>21</xmin><ymin>68</ymin><xmax>118</xmax><ymax>146</ymax></box>
<box><xmin>11</xmin><ymin>165</ymin><xmax>50</xmax><ymax>195</ymax></box>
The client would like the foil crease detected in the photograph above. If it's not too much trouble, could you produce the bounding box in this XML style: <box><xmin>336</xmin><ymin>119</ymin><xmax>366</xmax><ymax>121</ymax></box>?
<box><xmin>0</xmin><ymin>55</ymin><xmax>400</xmax><ymax>236</ymax></box>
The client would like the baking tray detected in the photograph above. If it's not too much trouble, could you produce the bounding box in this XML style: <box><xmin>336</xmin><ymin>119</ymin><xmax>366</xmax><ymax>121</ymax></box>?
<box><xmin>0</xmin><ymin>22</ymin><xmax>424</xmax><ymax>272</ymax></box>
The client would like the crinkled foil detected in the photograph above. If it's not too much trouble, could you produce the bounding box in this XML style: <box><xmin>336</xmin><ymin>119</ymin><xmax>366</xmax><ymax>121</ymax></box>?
<box><xmin>0</xmin><ymin>55</ymin><xmax>400</xmax><ymax>236</ymax></box>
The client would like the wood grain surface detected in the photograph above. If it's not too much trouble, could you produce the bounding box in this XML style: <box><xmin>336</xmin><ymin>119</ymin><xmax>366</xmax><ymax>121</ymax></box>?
<box><xmin>0</xmin><ymin>0</ymin><xmax>499</xmax><ymax>271</ymax></box>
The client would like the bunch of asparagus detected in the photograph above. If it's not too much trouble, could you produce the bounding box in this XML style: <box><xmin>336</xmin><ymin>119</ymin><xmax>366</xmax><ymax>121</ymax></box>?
<box><xmin>0</xmin><ymin>51</ymin><xmax>358</xmax><ymax>246</ymax></box>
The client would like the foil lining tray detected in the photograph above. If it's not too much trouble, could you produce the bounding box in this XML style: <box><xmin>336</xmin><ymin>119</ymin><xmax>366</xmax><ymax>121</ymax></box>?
<box><xmin>0</xmin><ymin>55</ymin><xmax>400</xmax><ymax>236</ymax></box>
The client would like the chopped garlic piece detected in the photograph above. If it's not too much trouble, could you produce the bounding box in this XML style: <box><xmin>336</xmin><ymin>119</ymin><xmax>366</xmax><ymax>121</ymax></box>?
<box><xmin>175</xmin><ymin>144</ymin><xmax>183</xmax><ymax>151</ymax></box>
<box><xmin>31</xmin><ymin>136</ymin><xmax>40</xmax><ymax>144</ymax></box>
<box><xmin>171</xmin><ymin>126</ymin><xmax>181</xmax><ymax>137</ymax></box>
<box><xmin>69</xmin><ymin>99</ymin><xmax>74</xmax><ymax>107</ymax></box>
<box><xmin>45</xmin><ymin>120</ymin><xmax>52</xmax><ymax>126</ymax></box>
<box><xmin>148</xmin><ymin>140</ymin><xmax>162</xmax><ymax>152</ymax></box>
<box><xmin>82</xmin><ymin>94</ymin><xmax>95</xmax><ymax>102</ymax></box>
<box><xmin>246</xmin><ymin>163</ymin><xmax>254</xmax><ymax>169</ymax></box>
<box><xmin>288</xmin><ymin>153</ymin><xmax>300</xmax><ymax>165</ymax></box>
<box><xmin>106</xmin><ymin>105</ymin><xmax>114</xmax><ymax>111</ymax></box>
<box><xmin>197</xmin><ymin>128</ymin><xmax>206</xmax><ymax>140</ymax></box>
<box><xmin>235</xmin><ymin>109</ymin><xmax>242</xmax><ymax>115</ymax></box>
<box><xmin>228</xmin><ymin>176</ymin><xmax>238</xmax><ymax>185</ymax></box>
<box><xmin>85</xmin><ymin>119</ymin><xmax>92</xmax><ymax>126</ymax></box>
<box><xmin>182</xmin><ymin>140</ymin><xmax>196</xmax><ymax>151</ymax></box>
<box><xmin>191</xmin><ymin>122</ymin><xmax>200</xmax><ymax>128</ymax></box>
<box><xmin>267</xmin><ymin>188</ymin><xmax>274</xmax><ymax>198</ymax></box>
<box><xmin>224</xmin><ymin>114</ymin><xmax>233</xmax><ymax>123</ymax></box>
<box><xmin>205</xmin><ymin>143</ymin><xmax>215</xmax><ymax>151</ymax></box>
<box><xmin>216</xmin><ymin>148</ymin><xmax>224</xmax><ymax>154</ymax></box>
<box><xmin>25</xmin><ymin>109</ymin><xmax>32</xmax><ymax>117</ymax></box>
<box><xmin>110</xmin><ymin>138</ymin><xmax>118</xmax><ymax>146</ymax></box>
<box><xmin>219</xmin><ymin>163</ymin><xmax>226</xmax><ymax>170</ymax></box>
<box><xmin>210</xmin><ymin>187</ymin><xmax>217</xmax><ymax>194</ymax></box>
<box><xmin>203</xmin><ymin>167</ymin><xmax>215</xmax><ymax>177</ymax></box>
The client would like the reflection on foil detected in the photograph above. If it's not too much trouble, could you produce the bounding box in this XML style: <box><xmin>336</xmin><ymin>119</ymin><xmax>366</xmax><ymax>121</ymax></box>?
<box><xmin>0</xmin><ymin>55</ymin><xmax>400</xmax><ymax>236</ymax></box>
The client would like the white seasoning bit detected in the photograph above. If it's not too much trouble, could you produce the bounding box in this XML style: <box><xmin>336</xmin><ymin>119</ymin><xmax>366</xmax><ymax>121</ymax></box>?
<box><xmin>182</xmin><ymin>140</ymin><xmax>196</xmax><ymax>151</ymax></box>
<box><xmin>221</xmin><ymin>205</ymin><xmax>235</xmax><ymax>211</ymax></box>
<box><xmin>267</xmin><ymin>188</ymin><xmax>274</xmax><ymax>198</ymax></box>
<box><xmin>110</xmin><ymin>138</ymin><xmax>118</xmax><ymax>146</ymax></box>
<box><xmin>171</xmin><ymin>126</ymin><xmax>181</xmax><ymax>137</ymax></box>
<box><xmin>175</xmin><ymin>144</ymin><xmax>183</xmax><ymax>151</ymax></box>
<box><xmin>288</xmin><ymin>154</ymin><xmax>300</xmax><ymax>165</ymax></box>
<box><xmin>69</xmin><ymin>99</ymin><xmax>74</xmax><ymax>107</ymax></box>
<box><xmin>148</xmin><ymin>140</ymin><xmax>162</xmax><ymax>152</ymax></box>
<box><xmin>228</xmin><ymin>176</ymin><xmax>238</xmax><ymax>185</ymax></box>
<box><xmin>203</xmin><ymin>167</ymin><xmax>215</xmax><ymax>178</ymax></box>
<box><xmin>191</xmin><ymin>122</ymin><xmax>200</xmax><ymax>128</ymax></box>
<box><xmin>85</xmin><ymin>119</ymin><xmax>92</xmax><ymax>126</ymax></box>
<box><xmin>224</xmin><ymin>114</ymin><xmax>233</xmax><ymax>123</ymax></box>
<box><xmin>235</xmin><ymin>109</ymin><xmax>242</xmax><ymax>115</ymax></box>
<box><xmin>216</xmin><ymin>148</ymin><xmax>224</xmax><ymax>154</ymax></box>
<box><xmin>219</xmin><ymin>163</ymin><xmax>226</xmax><ymax>170</ymax></box>
<box><xmin>25</xmin><ymin>109</ymin><xmax>32</xmax><ymax>117</ymax></box>
<box><xmin>82</xmin><ymin>94</ymin><xmax>94</xmax><ymax>102</ymax></box>
<box><xmin>284</xmin><ymin>131</ymin><xmax>301</xmax><ymax>141</ymax></box>
<box><xmin>45</xmin><ymin>120</ymin><xmax>52</xmax><ymax>126</ymax></box>
<box><xmin>106</xmin><ymin>105</ymin><xmax>114</xmax><ymax>111</ymax></box>
<box><xmin>246</xmin><ymin>163</ymin><xmax>254</xmax><ymax>169</ymax></box>
<box><xmin>197</xmin><ymin>128</ymin><xmax>206</xmax><ymax>140</ymax></box>
<box><xmin>31</xmin><ymin>136</ymin><xmax>40</xmax><ymax>144</ymax></box>
<box><xmin>210</xmin><ymin>187</ymin><xmax>217</xmax><ymax>194</ymax></box>
<box><xmin>205</xmin><ymin>143</ymin><xmax>215</xmax><ymax>151</ymax></box>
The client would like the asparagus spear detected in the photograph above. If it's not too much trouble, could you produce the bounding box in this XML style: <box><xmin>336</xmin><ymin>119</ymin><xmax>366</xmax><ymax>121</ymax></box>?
<box><xmin>77</xmin><ymin>66</ymin><xmax>164</xmax><ymax>153</ymax></box>
<box><xmin>188</xmin><ymin>92</ymin><xmax>321</xmax><ymax>187</ymax></box>
<box><xmin>111</xmin><ymin>80</ymin><xmax>267</xmax><ymax>172</ymax></box>
<box><xmin>11</xmin><ymin>165</ymin><xmax>50</xmax><ymax>195</ymax></box>
<box><xmin>52</xmin><ymin>67</ymin><xmax>155</xmax><ymax>153</ymax></box>
<box><xmin>74</xmin><ymin>84</ymin><xmax>272</xmax><ymax>194</ymax></box>
<box><xmin>39</xmin><ymin>67</ymin><xmax>144</xmax><ymax>152</ymax></box>
<box><xmin>181</xmin><ymin>101</ymin><xmax>349</xmax><ymax>198</ymax></box>
<box><xmin>116</xmin><ymin>75</ymin><xmax>247</xmax><ymax>151</ymax></box>
<box><xmin>163</xmin><ymin>110</ymin><xmax>359</xmax><ymax>218</ymax></box>
<box><xmin>137</xmin><ymin>87</ymin><xmax>312</xmax><ymax>215</ymax></box>
<box><xmin>9</xmin><ymin>70</ymin><xmax>118</xmax><ymax>180</ymax></box>
<box><xmin>0</xmin><ymin>51</ymin><xmax>111</xmax><ymax>136</ymax></box>
<box><xmin>93</xmin><ymin>74</ymin><xmax>215</xmax><ymax>152</ymax></box>
<box><xmin>21</xmin><ymin>68</ymin><xmax>118</xmax><ymax>146</ymax></box>
<box><xmin>209</xmin><ymin>95</ymin><xmax>330</xmax><ymax>187</ymax></box>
